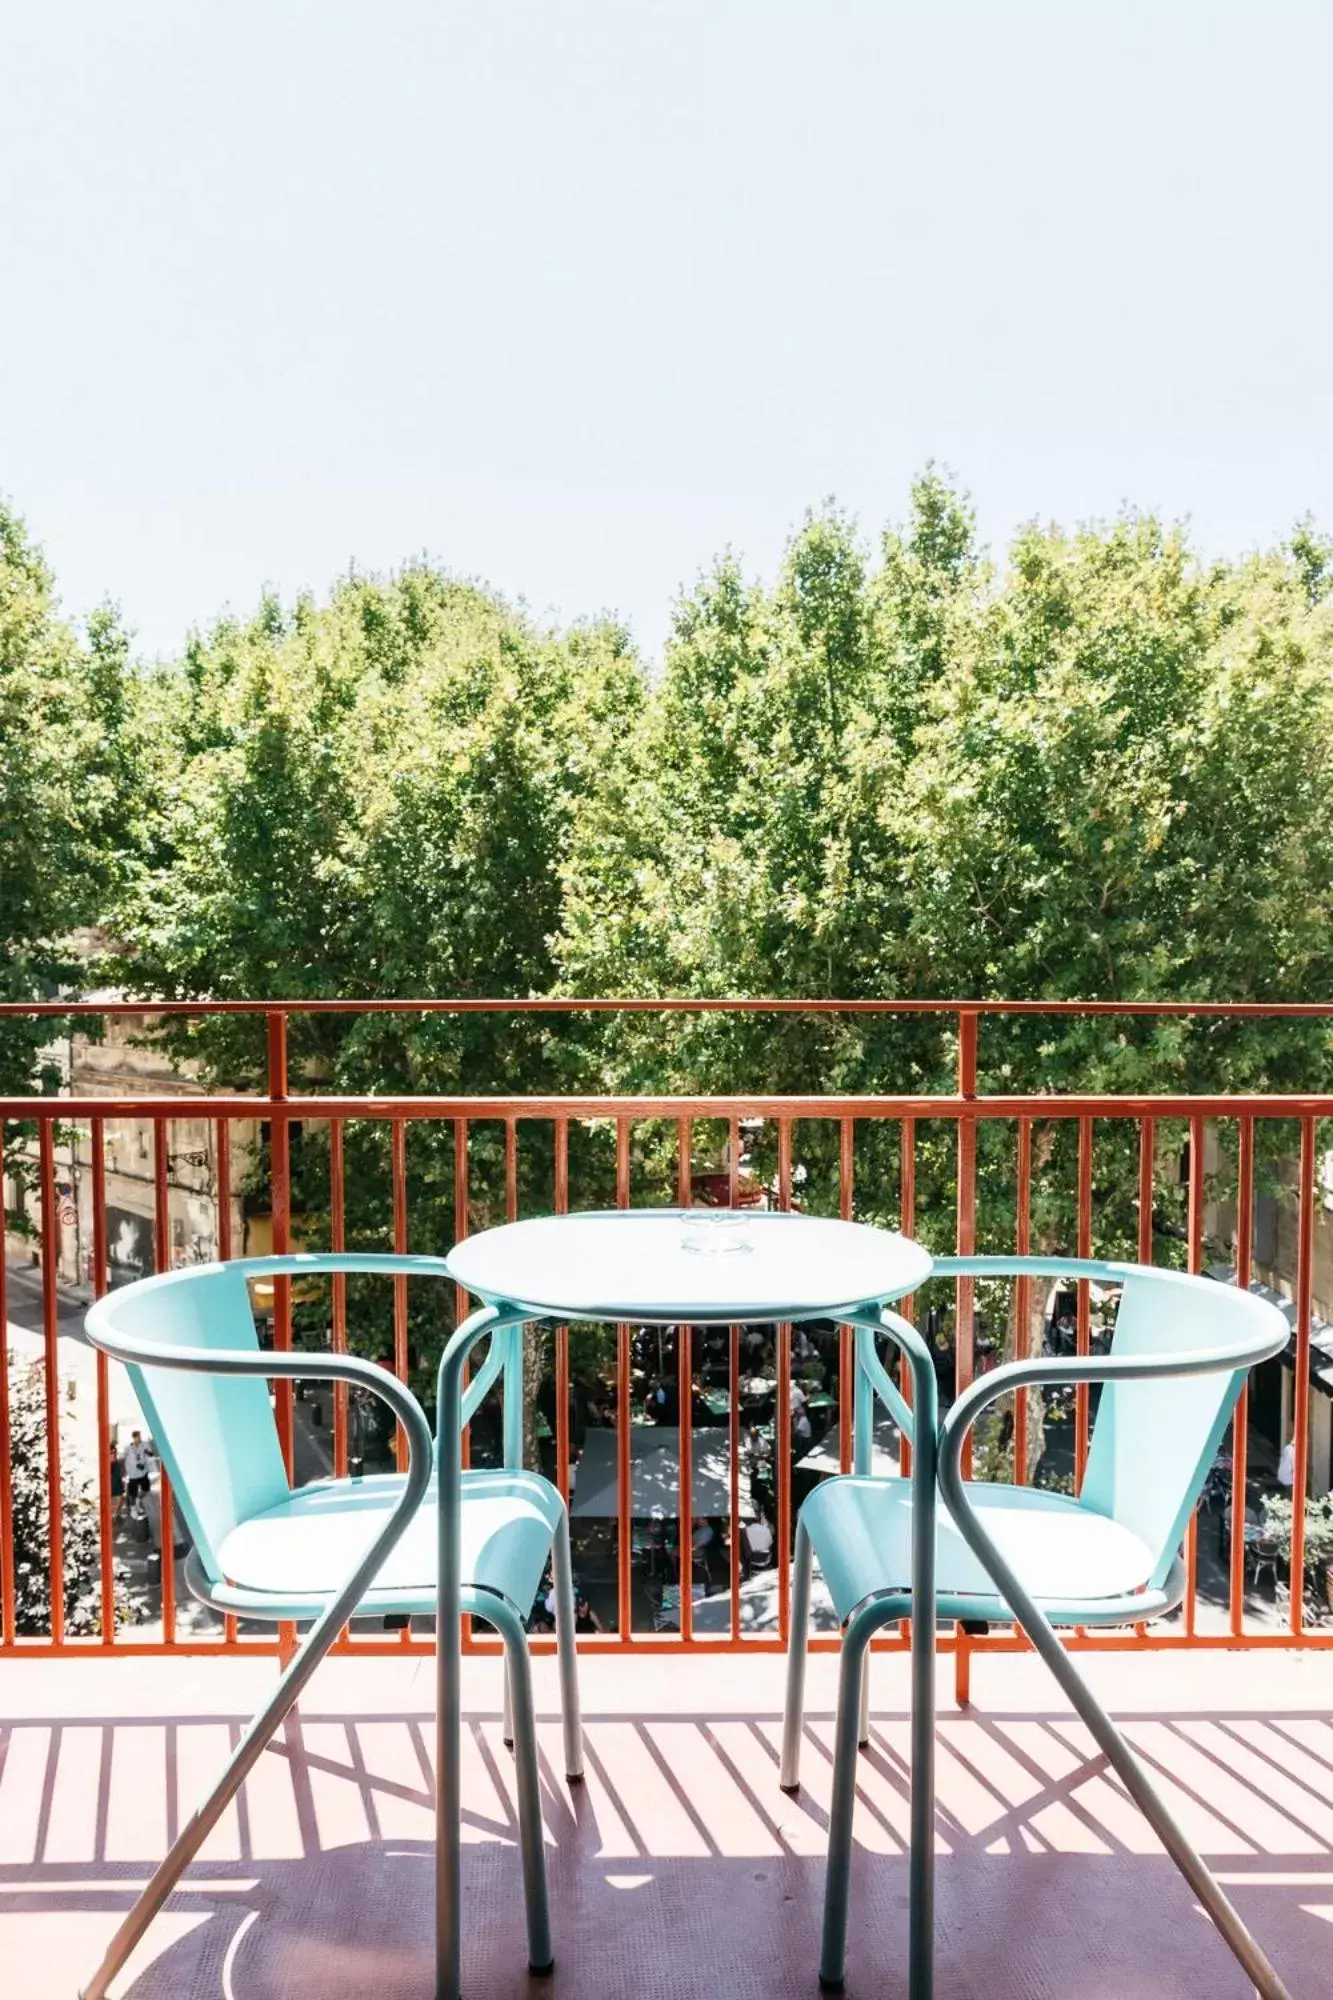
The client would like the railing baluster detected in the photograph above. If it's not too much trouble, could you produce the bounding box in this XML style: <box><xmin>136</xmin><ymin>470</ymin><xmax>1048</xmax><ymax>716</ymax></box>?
<box><xmin>266</xmin><ymin>1014</ymin><xmax>292</xmax><ymax>1717</ymax></box>
<box><xmin>1012</xmin><ymin>1118</ymin><xmax>1032</xmax><ymax>1489</ymax></box>
<box><xmin>1230</xmin><ymin>1116</ymin><xmax>1254</xmax><ymax>1639</ymax></box>
<box><xmin>729</xmin><ymin>1114</ymin><xmax>741</xmax><ymax>1644</ymax></box>
<box><xmin>729</xmin><ymin>1320</ymin><xmax>741</xmax><ymax>1644</ymax></box>
<box><xmin>554</xmin><ymin>1118</ymin><xmax>571</xmax><ymax>1508</ymax></box>
<box><xmin>1133</xmin><ymin>1114</ymin><xmax>1156</xmax><ymax>1643</ymax></box>
<box><xmin>895</xmin><ymin>1115</ymin><xmax>913</xmax><ymax>1481</ymax></box>
<box><xmin>1291</xmin><ymin>1115</ymin><xmax>1315</xmax><ymax>1637</ymax></box>
<box><xmin>776</xmin><ymin>1116</ymin><xmax>793</xmax><ymax>1644</ymax></box>
<box><xmin>1069</xmin><ymin>1115</ymin><xmax>1095</xmax><ymax>1648</ymax></box>
<box><xmin>216</xmin><ymin>1118</ymin><xmax>232</xmax><ymax>1261</ymax></box>
<box><xmin>266</xmin><ymin>1013</ymin><xmax>294</xmax><ymax>1479</ymax></box>
<box><xmin>1075</xmin><ymin>1116</ymin><xmax>1093</xmax><ymax>1491</ymax></box>
<box><xmin>391</xmin><ymin>1118</ymin><xmax>412</xmax><ymax>1646</ymax></box>
<box><xmin>216</xmin><ymin>1116</ymin><xmax>238</xmax><ymax>1646</ymax></box>
<box><xmin>675</xmin><ymin>1117</ymin><xmax>693</xmax><ymax>1644</ymax></box>
<box><xmin>392</xmin><ymin>1119</ymin><xmax>409</xmax><ymax>1475</ymax></box>
<box><xmin>453</xmin><ymin>1116</ymin><xmax>472</xmax><ymax>1654</ymax></box>
<box><xmin>955</xmin><ymin>1015</ymin><xmax>978</xmax><ymax>1707</ymax></box>
<box><xmin>1137</xmin><ymin>1116</ymin><xmax>1155</xmax><ymax>1263</ymax></box>
<box><xmin>329</xmin><ymin>1119</ymin><xmax>348</xmax><ymax>1481</ymax></box>
<box><xmin>1183</xmin><ymin>1110</ymin><xmax>1205</xmax><ymax>1638</ymax></box>
<box><xmin>0</xmin><ymin>1125</ymin><xmax>13</xmax><ymax>1647</ymax></box>
<box><xmin>152</xmin><ymin>1115</ymin><xmax>176</xmax><ymax>1644</ymax></box>
<box><xmin>503</xmin><ymin>1117</ymin><xmax>522</xmax><ymax>1479</ymax></box>
<box><xmin>91</xmin><ymin>1116</ymin><xmax>114</xmax><ymax>1643</ymax></box>
<box><xmin>893</xmin><ymin>1114</ymin><xmax>916</xmax><ymax>1643</ymax></box>
<box><xmin>1013</xmin><ymin>1117</ymin><xmax>1032</xmax><ymax>1487</ymax></box>
<box><xmin>616</xmin><ymin>1115</ymin><xmax>632</xmax><ymax>1641</ymax></box>
<box><xmin>955</xmin><ymin>1018</ymin><xmax>978</xmax><ymax>1456</ymax></box>
<box><xmin>39</xmin><ymin>1120</ymin><xmax>64</xmax><ymax>1645</ymax></box>
<box><xmin>838</xmin><ymin>1116</ymin><xmax>855</xmax><ymax>1475</ymax></box>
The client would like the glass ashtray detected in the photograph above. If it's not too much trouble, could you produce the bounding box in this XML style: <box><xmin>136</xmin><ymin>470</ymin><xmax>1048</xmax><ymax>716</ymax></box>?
<box><xmin>679</xmin><ymin>1212</ymin><xmax>753</xmax><ymax>1255</ymax></box>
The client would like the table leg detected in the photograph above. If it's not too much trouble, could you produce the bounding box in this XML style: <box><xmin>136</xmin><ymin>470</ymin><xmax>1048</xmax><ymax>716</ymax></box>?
<box><xmin>888</xmin><ymin>1300</ymin><xmax>939</xmax><ymax>2000</ymax></box>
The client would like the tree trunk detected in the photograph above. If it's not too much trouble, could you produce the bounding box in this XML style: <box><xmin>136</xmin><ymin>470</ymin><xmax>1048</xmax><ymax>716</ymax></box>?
<box><xmin>1001</xmin><ymin>1120</ymin><xmax>1058</xmax><ymax>1478</ymax></box>
<box><xmin>523</xmin><ymin>1323</ymin><xmax>546</xmax><ymax>1471</ymax></box>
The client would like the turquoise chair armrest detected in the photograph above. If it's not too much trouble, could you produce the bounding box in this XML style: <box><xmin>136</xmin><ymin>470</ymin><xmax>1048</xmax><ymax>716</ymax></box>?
<box><xmin>436</xmin><ymin>1302</ymin><xmax>525</xmax><ymax>1464</ymax></box>
<box><xmin>932</xmin><ymin>1255</ymin><xmax>1131</xmax><ymax>1281</ymax></box>
<box><xmin>841</xmin><ymin>1304</ymin><xmax>936</xmax><ymax>1473</ymax></box>
<box><xmin>219</xmin><ymin>1250</ymin><xmax>455</xmax><ymax>1283</ymax></box>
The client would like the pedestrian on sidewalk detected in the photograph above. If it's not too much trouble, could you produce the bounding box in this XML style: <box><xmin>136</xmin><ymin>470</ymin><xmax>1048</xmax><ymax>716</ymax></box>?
<box><xmin>123</xmin><ymin>1430</ymin><xmax>154</xmax><ymax>1506</ymax></box>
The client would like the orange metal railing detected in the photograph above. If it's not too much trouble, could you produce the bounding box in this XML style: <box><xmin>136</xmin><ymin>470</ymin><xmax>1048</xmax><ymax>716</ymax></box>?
<box><xmin>1</xmin><ymin>997</ymin><xmax>1330</xmax><ymax>1665</ymax></box>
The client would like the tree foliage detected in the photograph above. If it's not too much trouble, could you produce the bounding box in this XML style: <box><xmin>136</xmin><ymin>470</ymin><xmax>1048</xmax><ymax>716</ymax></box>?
<box><xmin>0</xmin><ymin>504</ymin><xmax>139</xmax><ymax>1096</ymax></box>
<box><xmin>557</xmin><ymin>475</ymin><xmax>1333</xmax><ymax>1260</ymax></box>
<box><xmin>110</xmin><ymin>564</ymin><xmax>645</xmax><ymax>1424</ymax></box>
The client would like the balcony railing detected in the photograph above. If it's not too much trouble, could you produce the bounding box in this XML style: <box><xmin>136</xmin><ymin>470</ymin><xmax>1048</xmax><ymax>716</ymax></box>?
<box><xmin>2</xmin><ymin>997</ymin><xmax>1332</xmax><ymax>1690</ymax></box>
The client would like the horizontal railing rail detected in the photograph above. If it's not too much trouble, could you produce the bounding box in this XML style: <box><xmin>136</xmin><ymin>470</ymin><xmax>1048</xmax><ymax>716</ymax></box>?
<box><xmin>6</xmin><ymin>996</ymin><xmax>1333</xmax><ymax>1016</ymax></box>
<box><xmin>1</xmin><ymin>998</ymin><xmax>1329</xmax><ymax>1688</ymax></box>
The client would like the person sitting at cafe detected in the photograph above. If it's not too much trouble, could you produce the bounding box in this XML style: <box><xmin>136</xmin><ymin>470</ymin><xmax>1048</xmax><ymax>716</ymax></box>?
<box><xmin>741</xmin><ymin>1516</ymin><xmax>774</xmax><ymax>1576</ymax></box>
<box><xmin>541</xmin><ymin>1583</ymin><xmax>603</xmax><ymax>1632</ymax></box>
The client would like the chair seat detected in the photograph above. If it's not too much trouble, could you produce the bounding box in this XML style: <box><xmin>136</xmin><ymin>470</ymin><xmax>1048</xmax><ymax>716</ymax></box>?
<box><xmin>802</xmin><ymin>1474</ymin><xmax>1155</xmax><ymax>1624</ymax></box>
<box><xmin>215</xmin><ymin>1467</ymin><xmax>562</xmax><ymax>1617</ymax></box>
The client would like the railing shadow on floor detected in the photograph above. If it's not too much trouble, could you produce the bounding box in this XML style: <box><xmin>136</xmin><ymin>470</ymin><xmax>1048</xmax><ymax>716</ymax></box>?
<box><xmin>1</xmin><ymin>1704</ymin><xmax>1328</xmax><ymax>1999</ymax></box>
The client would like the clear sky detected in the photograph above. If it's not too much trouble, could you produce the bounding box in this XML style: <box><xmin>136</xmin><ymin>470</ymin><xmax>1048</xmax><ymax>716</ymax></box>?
<box><xmin>3</xmin><ymin>1</ymin><xmax>1331</xmax><ymax>663</ymax></box>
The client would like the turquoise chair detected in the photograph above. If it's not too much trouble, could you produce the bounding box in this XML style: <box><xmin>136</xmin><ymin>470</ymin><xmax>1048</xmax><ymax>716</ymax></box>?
<box><xmin>780</xmin><ymin>1258</ymin><xmax>1293</xmax><ymax>2000</ymax></box>
<box><xmin>78</xmin><ymin>1254</ymin><xmax>584</xmax><ymax>2000</ymax></box>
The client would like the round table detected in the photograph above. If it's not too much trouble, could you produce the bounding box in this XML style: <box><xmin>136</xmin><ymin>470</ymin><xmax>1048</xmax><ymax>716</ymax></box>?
<box><xmin>446</xmin><ymin>1212</ymin><xmax>931</xmax><ymax>1614</ymax></box>
<box><xmin>446</xmin><ymin>1206</ymin><xmax>932</xmax><ymax>1324</ymax></box>
<box><xmin>435</xmin><ymin>1207</ymin><xmax>938</xmax><ymax>1997</ymax></box>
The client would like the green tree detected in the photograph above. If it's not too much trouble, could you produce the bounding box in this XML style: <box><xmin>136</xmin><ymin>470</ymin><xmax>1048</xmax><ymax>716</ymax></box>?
<box><xmin>556</xmin><ymin>479</ymin><xmax>1333</xmax><ymax>1469</ymax></box>
<box><xmin>0</xmin><ymin>504</ymin><xmax>142</xmax><ymax>1098</ymax></box>
<box><xmin>116</xmin><ymin>564</ymin><xmax>646</xmax><ymax>1439</ymax></box>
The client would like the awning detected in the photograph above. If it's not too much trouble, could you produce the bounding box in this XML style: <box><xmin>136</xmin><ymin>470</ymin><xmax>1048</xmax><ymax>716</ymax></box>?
<box><xmin>1205</xmin><ymin>1265</ymin><xmax>1333</xmax><ymax>1397</ymax></box>
<box><xmin>569</xmin><ymin>1425</ymin><xmax>754</xmax><ymax>1520</ymax></box>
<box><xmin>793</xmin><ymin>1410</ymin><xmax>903</xmax><ymax>1480</ymax></box>
<box><xmin>690</xmin><ymin>1566</ymin><xmax>841</xmax><ymax>1635</ymax></box>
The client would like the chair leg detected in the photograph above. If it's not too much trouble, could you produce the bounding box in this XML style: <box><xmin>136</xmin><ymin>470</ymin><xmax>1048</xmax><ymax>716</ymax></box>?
<box><xmin>857</xmin><ymin>1644</ymin><xmax>871</xmax><ymax>1747</ymax></box>
<box><xmin>817</xmin><ymin>1596</ymin><xmax>934</xmax><ymax>1999</ymax></box>
<box><xmin>80</xmin><ymin>1607</ymin><xmax>344</xmax><ymax>2000</ymax></box>
<box><xmin>780</xmin><ymin>1517</ymin><xmax>813</xmax><ymax>1791</ymax></box>
<box><xmin>491</xmin><ymin>1600</ymin><xmax>554</xmax><ymax>1975</ymax></box>
<box><xmin>819</xmin><ymin>1608</ymin><xmax>872</xmax><ymax>1993</ymax></box>
<box><xmin>551</xmin><ymin>1505</ymin><xmax>585</xmax><ymax>1781</ymax></box>
<box><xmin>502</xmin><ymin>1657</ymin><xmax>514</xmax><ymax>1749</ymax></box>
<box><xmin>1014</xmin><ymin>1607</ymin><xmax>1294</xmax><ymax>2000</ymax></box>
<box><xmin>437</xmin><ymin>1587</ymin><xmax>462</xmax><ymax>2000</ymax></box>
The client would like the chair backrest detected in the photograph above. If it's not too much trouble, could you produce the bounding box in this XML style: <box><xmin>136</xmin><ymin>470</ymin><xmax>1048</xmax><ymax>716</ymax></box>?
<box><xmin>1081</xmin><ymin>1265</ymin><xmax>1282</xmax><ymax>1586</ymax></box>
<box><xmin>86</xmin><ymin>1264</ymin><xmax>290</xmax><ymax>1583</ymax></box>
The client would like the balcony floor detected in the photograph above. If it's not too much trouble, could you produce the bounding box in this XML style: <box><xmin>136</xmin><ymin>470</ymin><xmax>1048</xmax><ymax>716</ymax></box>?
<box><xmin>0</xmin><ymin>1645</ymin><xmax>1328</xmax><ymax>1999</ymax></box>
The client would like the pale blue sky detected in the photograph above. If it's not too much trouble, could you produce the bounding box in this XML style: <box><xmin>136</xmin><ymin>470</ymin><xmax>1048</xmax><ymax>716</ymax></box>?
<box><xmin>3</xmin><ymin>1</ymin><xmax>1330</xmax><ymax>662</ymax></box>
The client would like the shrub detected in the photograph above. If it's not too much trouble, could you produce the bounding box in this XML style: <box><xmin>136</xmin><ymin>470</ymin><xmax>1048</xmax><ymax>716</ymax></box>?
<box><xmin>8</xmin><ymin>1363</ymin><xmax>118</xmax><ymax>1635</ymax></box>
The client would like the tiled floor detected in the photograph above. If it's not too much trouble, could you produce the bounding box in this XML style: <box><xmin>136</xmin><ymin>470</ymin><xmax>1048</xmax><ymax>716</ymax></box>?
<box><xmin>0</xmin><ymin>1645</ymin><xmax>1328</xmax><ymax>1998</ymax></box>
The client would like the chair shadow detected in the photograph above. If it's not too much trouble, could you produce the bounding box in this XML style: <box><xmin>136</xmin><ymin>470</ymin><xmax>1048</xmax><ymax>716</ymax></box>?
<box><xmin>0</xmin><ymin>1702</ymin><xmax>1328</xmax><ymax>1999</ymax></box>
